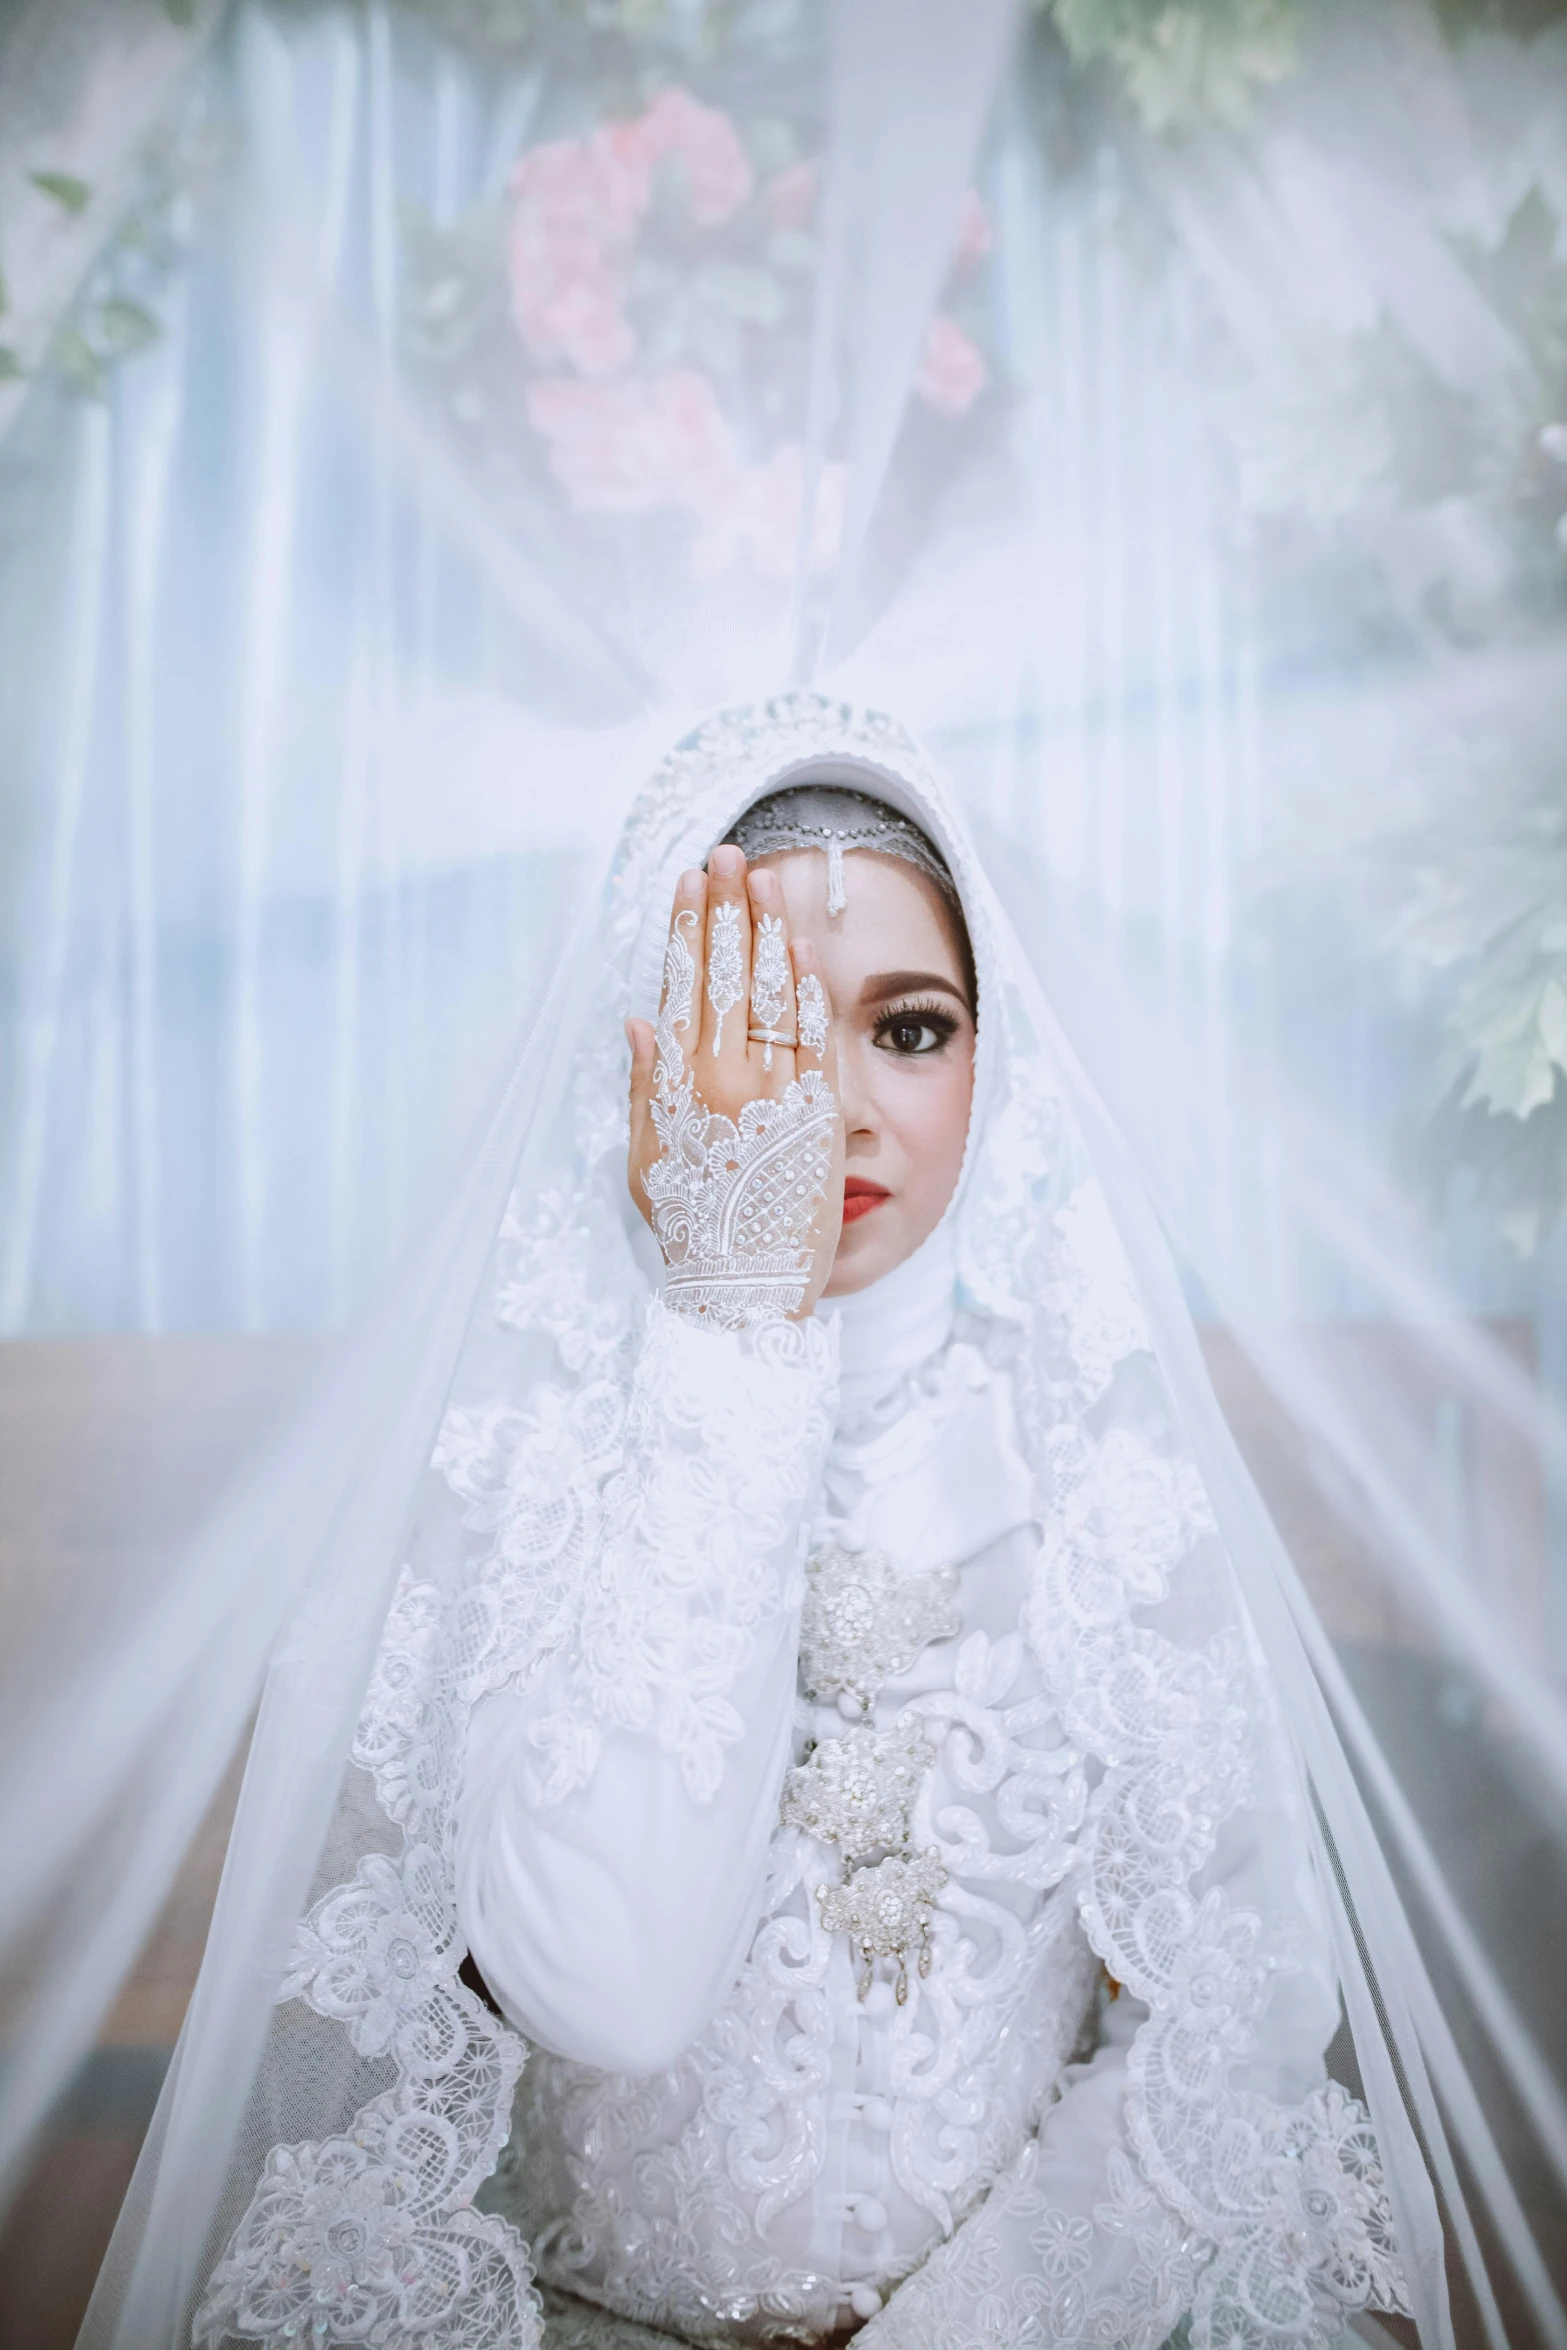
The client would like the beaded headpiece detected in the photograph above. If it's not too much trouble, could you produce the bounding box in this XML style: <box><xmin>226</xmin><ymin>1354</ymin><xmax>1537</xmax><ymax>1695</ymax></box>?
<box><xmin>725</xmin><ymin>784</ymin><xmax>961</xmax><ymax>918</ymax></box>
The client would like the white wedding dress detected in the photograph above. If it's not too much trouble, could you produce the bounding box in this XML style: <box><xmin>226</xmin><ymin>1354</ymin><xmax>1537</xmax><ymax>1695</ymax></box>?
<box><xmin>455</xmin><ymin>1211</ymin><xmax>1362</xmax><ymax>2348</ymax></box>
<box><xmin>176</xmin><ymin>698</ymin><xmax>1415</xmax><ymax>2350</ymax></box>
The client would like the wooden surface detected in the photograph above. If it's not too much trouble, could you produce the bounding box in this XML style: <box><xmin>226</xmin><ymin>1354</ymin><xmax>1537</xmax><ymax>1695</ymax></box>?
<box><xmin>0</xmin><ymin>1334</ymin><xmax>314</xmax><ymax>2349</ymax></box>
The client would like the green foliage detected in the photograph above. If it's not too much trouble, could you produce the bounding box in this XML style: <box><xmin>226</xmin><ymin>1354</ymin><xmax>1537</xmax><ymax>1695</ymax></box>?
<box><xmin>34</xmin><ymin>123</ymin><xmax>233</xmax><ymax>405</ymax></box>
<box><xmin>30</xmin><ymin>171</ymin><xmax>92</xmax><ymax>215</ymax></box>
<box><xmin>95</xmin><ymin>297</ymin><xmax>162</xmax><ymax>358</ymax></box>
<box><xmin>1214</xmin><ymin>321</ymin><xmax>1481</xmax><ymax>526</ymax></box>
<box><xmin>0</xmin><ymin>348</ymin><xmax>24</xmax><ymax>383</ymax></box>
<box><xmin>164</xmin><ymin>0</ymin><xmax>198</xmax><ymax>22</ymax></box>
<box><xmin>48</xmin><ymin>287</ymin><xmax>165</xmax><ymax>402</ymax></box>
<box><xmin>1399</xmin><ymin>777</ymin><xmax>1567</xmax><ymax>1124</ymax></box>
<box><xmin>1046</xmin><ymin>0</ymin><xmax>1300</xmax><ymax>131</ymax></box>
<box><xmin>1430</xmin><ymin>0</ymin><xmax>1567</xmax><ymax>33</ymax></box>
<box><xmin>1388</xmin><ymin>760</ymin><xmax>1567</xmax><ymax>1247</ymax></box>
<box><xmin>1215</xmin><ymin>186</ymin><xmax>1567</xmax><ymax>643</ymax></box>
<box><xmin>1427</xmin><ymin>1075</ymin><xmax>1567</xmax><ymax>1255</ymax></box>
<box><xmin>51</xmin><ymin>328</ymin><xmax>107</xmax><ymax>399</ymax></box>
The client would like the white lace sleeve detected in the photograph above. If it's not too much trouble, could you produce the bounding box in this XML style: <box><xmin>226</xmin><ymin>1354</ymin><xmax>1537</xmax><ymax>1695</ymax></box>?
<box><xmin>451</xmin><ymin>1297</ymin><xmax>837</xmax><ymax>2072</ymax></box>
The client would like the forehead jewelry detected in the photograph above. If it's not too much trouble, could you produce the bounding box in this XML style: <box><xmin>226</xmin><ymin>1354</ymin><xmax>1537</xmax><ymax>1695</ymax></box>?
<box><xmin>729</xmin><ymin>791</ymin><xmax>958</xmax><ymax>919</ymax></box>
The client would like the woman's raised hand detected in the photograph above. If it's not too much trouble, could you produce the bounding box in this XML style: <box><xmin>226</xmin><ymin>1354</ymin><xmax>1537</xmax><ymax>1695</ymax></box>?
<box><xmin>626</xmin><ymin>846</ymin><xmax>844</xmax><ymax>1323</ymax></box>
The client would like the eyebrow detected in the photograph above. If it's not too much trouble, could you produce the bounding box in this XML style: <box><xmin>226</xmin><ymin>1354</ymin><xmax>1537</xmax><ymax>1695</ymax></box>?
<box><xmin>859</xmin><ymin>969</ymin><xmax>970</xmax><ymax>1010</ymax></box>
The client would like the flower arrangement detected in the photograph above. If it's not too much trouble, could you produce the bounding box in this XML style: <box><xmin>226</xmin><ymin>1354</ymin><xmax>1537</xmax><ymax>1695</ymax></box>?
<box><xmin>403</xmin><ymin>81</ymin><xmax>992</xmax><ymax>583</ymax></box>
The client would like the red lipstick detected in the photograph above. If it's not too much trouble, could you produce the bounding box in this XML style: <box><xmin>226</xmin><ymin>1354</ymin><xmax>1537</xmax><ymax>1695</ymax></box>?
<box><xmin>841</xmin><ymin>1177</ymin><xmax>891</xmax><ymax>1226</ymax></box>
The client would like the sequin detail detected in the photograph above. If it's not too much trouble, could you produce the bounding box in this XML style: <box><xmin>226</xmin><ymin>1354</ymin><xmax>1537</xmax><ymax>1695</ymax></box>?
<box><xmin>780</xmin><ymin>1716</ymin><xmax>932</xmax><ymax>1863</ymax></box>
<box><xmin>798</xmin><ymin>1545</ymin><xmax>961</xmax><ymax>1715</ymax></box>
<box><xmin>819</xmin><ymin>1851</ymin><xmax>948</xmax><ymax>2004</ymax></box>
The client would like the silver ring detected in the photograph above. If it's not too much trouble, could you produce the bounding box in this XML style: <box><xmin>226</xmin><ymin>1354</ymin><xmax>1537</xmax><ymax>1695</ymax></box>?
<box><xmin>748</xmin><ymin>1028</ymin><xmax>797</xmax><ymax>1049</ymax></box>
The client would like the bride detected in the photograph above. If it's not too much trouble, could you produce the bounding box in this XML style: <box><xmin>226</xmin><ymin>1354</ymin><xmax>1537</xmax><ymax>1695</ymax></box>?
<box><xmin>182</xmin><ymin>695</ymin><xmax>1410</xmax><ymax>2350</ymax></box>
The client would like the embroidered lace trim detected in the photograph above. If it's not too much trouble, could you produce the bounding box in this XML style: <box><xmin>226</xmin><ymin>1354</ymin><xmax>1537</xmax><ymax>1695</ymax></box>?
<box><xmin>856</xmin><ymin>2132</ymin><xmax>1197</xmax><ymax>2350</ymax></box>
<box><xmin>197</xmin><ymin>1294</ymin><xmax>835</xmax><ymax>2346</ymax></box>
<box><xmin>444</xmin><ymin>1299</ymin><xmax>838</xmax><ymax>1806</ymax></box>
<box><xmin>194</xmin><ymin>1545</ymin><xmax>543</xmax><ymax>2347</ymax></box>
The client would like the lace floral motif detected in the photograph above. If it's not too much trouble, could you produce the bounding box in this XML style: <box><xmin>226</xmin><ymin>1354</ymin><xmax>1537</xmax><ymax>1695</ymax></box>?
<box><xmin>1015</xmin><ymin>1206</ymin><xmax>1407</xmax><ymax>2342</ymax></box>
<box><xmin>196</xmin><ymin>1550</ymin><xmax>543</xmax><ymax>2347</ymax></box>
<box><xmin>443</xmin><ymin>1300</ymin><xmax>837</xmax><ymax>1806</ymax></box>
<box><xmin>797</xmin><ymin>1546</ymin><xmax>960</xmax><ymax>1715</ymax></box>
<box><xmin>279</xmin><ymin>1846</ymin><xmax>450</xmax><ymax>2058</ymax></box>
<box><xmin>1041</xmin><ymin>1181</ymin><xmax>1152</xmax><ymax>1408</ymax></box>
<box><xmin>493</xmin><ymin>1185</ymin><xmax>640</xmax><ymax>1376</ymax></box>
<box><xmin>858</xmin><ymin>2135</ymin><xmax>1197</xmax><ymax>2350</ymax></box>
<box><xmin>198</xmin><ymin>2141</ymin><xmax>535</xmax><ymax>2350</ymax></box>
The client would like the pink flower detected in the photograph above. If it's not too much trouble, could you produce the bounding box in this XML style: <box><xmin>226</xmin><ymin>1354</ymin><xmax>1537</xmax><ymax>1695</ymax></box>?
<box><xmin>693</xmin><ymin>445</ymin><xmax>847</xmax><ymax>581</ymax></box>
<box><xmin>953</xmin><ymin>187</ymin><xmax>992</xmax><ymax>272</ymax></box>
<box><xmin>526</xmin><ymin>370</ymin><xmax>738</xmax><ymax>516</ymax></box>
<box><xmin>526</xmin><ymin>373</ymin><xmax>845</xmax><ymax>585</ymax></box>
<box><xmin>767</xmin><ymin>160</ymin><xmax>817</xmax><ymax>233</ymax></box>
<box><xmin>914</xmin><ymin>314</ymin><xmax>987</xmax><ymax>418</ymax></box>
<box><xmin>625</xmin><ymin>88</ymin><xmax>753</xmax><ymax>228</ymax></box>
<box><xmin>508</xmin><ymin>132</ymin><xmax>647</xmax><ymax>376</ymax></box>
<box><xmin>507</xmin><ymin>90</ymin><xmax>752</xmax><ymax>377</ymax></box>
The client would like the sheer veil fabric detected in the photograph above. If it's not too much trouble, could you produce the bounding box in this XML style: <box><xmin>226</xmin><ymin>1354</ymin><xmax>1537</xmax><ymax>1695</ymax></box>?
<box><xmin>85</xmin><ymin>693</ymin><xmax>1433</xmax><ymax>2349</ymax></box>
<box><xmin>3</xmin><ymin>8</ymin><xmax>1558</xmax><ymax>2345</ymax></box>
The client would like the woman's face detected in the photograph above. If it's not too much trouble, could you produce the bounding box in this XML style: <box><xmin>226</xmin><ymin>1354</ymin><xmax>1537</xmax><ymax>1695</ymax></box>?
<box><xmin>756</xmin><ymin>848</ymin><xmax>976</xmax><ymax>1297</ymax></box>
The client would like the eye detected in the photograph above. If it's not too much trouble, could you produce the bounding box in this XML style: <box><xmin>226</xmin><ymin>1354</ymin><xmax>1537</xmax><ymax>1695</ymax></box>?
<box><xmin>873</xmin><ymin>1001</ymin><xmax>960</xmax><ymax>1058</ymax></box>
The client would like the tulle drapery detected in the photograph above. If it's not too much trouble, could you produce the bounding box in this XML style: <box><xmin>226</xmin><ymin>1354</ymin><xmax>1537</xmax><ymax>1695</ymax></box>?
<box><xmin>1</xmin><ymin>0</ymin><xmax>1565</xmax><ymax>2340</ymax></box>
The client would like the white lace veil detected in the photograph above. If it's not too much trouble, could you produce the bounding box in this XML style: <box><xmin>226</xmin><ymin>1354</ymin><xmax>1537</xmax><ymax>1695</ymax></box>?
<box><xmin>78</xmin><ymin>690</ymin><xmax>1458</xmax><ymax>2350</ymax></box>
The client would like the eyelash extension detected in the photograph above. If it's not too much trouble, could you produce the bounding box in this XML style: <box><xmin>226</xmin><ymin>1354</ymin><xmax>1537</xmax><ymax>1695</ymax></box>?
<box><xmin>872</xmin><ymin>997</ymin><xmax>961</xmax><ymax>1050</ymax></box>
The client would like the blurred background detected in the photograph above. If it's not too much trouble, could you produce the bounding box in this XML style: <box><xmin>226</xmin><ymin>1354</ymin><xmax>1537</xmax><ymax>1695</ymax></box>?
<box><xmin>1</xmin><ymin>0</ymin><xmax>1565</xmax><ymax>2340</ymax></box>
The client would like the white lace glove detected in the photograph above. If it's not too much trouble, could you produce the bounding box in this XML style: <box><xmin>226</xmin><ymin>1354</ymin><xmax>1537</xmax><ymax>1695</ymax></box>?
<box><xmin>626</xmin><ymin>844</ymin><xmax>843</xmax><ymax>1329</ymax></box>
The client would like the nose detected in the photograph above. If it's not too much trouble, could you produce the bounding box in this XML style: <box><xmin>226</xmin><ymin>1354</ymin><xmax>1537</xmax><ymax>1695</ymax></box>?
<box><xmin>835</xmin><ymin>1033</ymin><xmax>876</xmax><ymax>1138</ymax></box>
